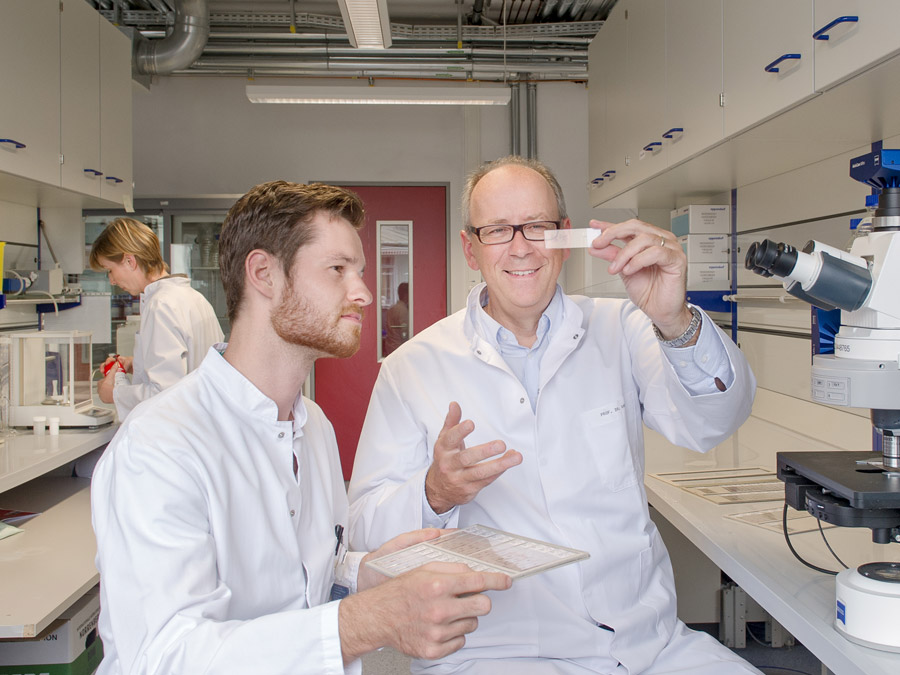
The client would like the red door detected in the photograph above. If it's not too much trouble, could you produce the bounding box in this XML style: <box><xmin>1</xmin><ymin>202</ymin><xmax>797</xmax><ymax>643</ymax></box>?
<box><xmin>314</xmin><ymin>185</ymin><xmax>448</xmax><ymax>479</ymax></box>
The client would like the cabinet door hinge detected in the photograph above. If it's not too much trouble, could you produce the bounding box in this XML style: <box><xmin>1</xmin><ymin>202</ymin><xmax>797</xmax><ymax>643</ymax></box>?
<box><xmin>59</xmin><ymin>154</ymin><xmax>64</xmax><ymax>165</ymax></box>
<box><xmin>719</xmin><ymin>92</ymin><xmax>726</xmax><ymax>107</ymax></box>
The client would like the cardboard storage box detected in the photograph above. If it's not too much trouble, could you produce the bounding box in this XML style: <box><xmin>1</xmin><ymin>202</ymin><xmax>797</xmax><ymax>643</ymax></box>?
<box><xmin>670</xmin><ymin>205</ymin><xmax>730</xmax><ymax>236</ymax></box>
<box><xmin>678</xmin><ymin>234</ymin><xmax>730</xmax><ymax>263</ymax></box>
<box><xmin>0</xmin><ymin>589</ymin><xmax>102</xmax><ymax>675</ymax></box>
<box><xmin>687</xmin><ymin>262</ymin><xmax>730</xmax><ymax>291</ymax></box>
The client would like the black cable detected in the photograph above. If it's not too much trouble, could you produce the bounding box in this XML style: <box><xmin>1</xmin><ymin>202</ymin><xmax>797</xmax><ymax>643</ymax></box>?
<box><xmin>746</xmin><ymin>621</ymin><xmax>771</xmax><ymax>647</ymax></box>
<box><xmin>817</xmin><ymin>518</ymin><xmax>849</xmax><ymax>570</ymax></box>
<box><xmin>755</xmin><ymin>667</ymin><xmax>815</xmax><ymax>675</ymax></box>
<box><xmin>782</xmin><ymin>504</ymin><xmax>839</xmax><ymax>576</ymax></box>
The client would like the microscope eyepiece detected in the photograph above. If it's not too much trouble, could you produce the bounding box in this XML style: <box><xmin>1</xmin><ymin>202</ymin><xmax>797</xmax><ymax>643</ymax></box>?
<box><xmin>745</xmin><ymin>239</ymin><xmax>799</xmax><ymax>278</ymax></box>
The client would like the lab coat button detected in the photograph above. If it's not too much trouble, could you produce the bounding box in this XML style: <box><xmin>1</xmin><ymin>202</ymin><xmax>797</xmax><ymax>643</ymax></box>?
<box><xmin>290</xmin><ymin>509</ymin><xmax>295</xmax><ymax>517</ymax></box>
<box><xmin>520</xmin><ymin>397</ymin><xmax>525</xmax><ymax>404</ymax></box>
<box><xmin>278</xmin><ymin>431</ymin><xmax>285</xmax><ymax>439</ymax></box>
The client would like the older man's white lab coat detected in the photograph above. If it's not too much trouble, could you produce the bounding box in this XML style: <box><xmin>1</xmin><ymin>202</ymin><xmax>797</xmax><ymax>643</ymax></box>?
<box><xmin>113</xmin><ymin>275</ymin><xmax>223</xmax><ymax>418</ymax></box>
<box><xmin>93</xmin><ymin>348</ymin><xmax>360</xmax><ymax>675</ymax></box>
<box><xmin>349</xmin><ymin>285</ymin><xmax>756</xmax><ymax>674</ymax></box>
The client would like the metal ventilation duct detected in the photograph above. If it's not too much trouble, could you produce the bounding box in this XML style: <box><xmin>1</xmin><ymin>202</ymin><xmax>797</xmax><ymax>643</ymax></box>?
<box><xmin>133</xmin><ymin>0</ymin><xmax>210</xmax><ymax>75</ymax></box>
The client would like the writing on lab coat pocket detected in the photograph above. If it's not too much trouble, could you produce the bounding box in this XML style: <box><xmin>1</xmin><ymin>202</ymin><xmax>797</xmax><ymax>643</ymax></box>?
<box><xmin>577</xmin><ymin>400</ymin><xmax>639</xmax><ymax>492</ymax></box>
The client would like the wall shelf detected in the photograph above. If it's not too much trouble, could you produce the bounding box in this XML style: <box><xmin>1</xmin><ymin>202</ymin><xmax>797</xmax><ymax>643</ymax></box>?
<box><xmin>0</xmin><ymin>477</ymin><xmax>98</xmax><ymax>638</ymax></box>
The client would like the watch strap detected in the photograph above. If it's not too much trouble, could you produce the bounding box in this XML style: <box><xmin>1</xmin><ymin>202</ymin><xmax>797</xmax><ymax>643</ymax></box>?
<box><xmin>653</xmin><ymin>305</ymin><xmax>702</xmax><ymax>348</ymax></box>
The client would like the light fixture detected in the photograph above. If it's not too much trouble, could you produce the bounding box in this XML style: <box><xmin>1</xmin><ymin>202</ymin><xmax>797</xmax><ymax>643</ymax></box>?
<box><xmin>245</xmin><ymin>85</ymin><xmax>511</xmax><ymax>106</ymax></box>
<box><xmin>338</xmin><ymin>0</ymin><xmax>392</xmax><ymax>49</ymax></box>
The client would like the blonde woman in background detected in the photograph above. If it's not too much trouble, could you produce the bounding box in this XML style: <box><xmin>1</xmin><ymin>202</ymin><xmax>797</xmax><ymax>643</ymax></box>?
<box><xmin>90</xmin><ymin>217</ymin><xmax>223</xmax><ymax>420</ymax></box>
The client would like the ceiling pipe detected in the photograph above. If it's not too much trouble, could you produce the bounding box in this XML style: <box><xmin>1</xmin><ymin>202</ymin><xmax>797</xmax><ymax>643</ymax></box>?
<box><xmin>510</xmin><ymin>81</ymin><xmax>521</xmax><ymax>155</ymax></box>
<box><xmin>134</xmin><ymin>0</ymin><xmax>209</xmax><ymax>75</ymax></box>
<box><xmin>526</xmin><ymin>80</ymin><xmax>537</xmax><ymax>158</ymax></box>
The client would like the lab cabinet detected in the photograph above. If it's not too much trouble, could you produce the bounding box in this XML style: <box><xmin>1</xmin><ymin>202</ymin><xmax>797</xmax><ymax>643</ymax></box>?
<box><xmin>665</xmin><ymin>0</ymin><xmax>724</xmax><ymax>166</ymax></box>
<box><xmin>98</xmin><ymin>15</ymin><xmax>133</xmax><ymax>206</ymax></box>
<box><xmin>588</xmin><ymin>1</ymin><xmax>628</xmax><ymax>194</ymax></box>
<box><xmin>623</xmin><ymin>0</ymin><xmax>667</xmax><ymax>186</ymax></box>
<box><xmin>813</xmin><ymin>1</ymin><xmax>900</xmax><ymax>92</ymax></box>
<box><xmin>723</xmin><ymin>0</ymin><xmax>815</xmax><ymax>137</ymax></box>
<box><xmin>589</xmin><ymin>0</ymin><xmax>900</xmax><ymax>208</ymax></box>
<box><xmin>60</xmin><ymin>0</ymin><xmax>102</xmax><ymax>197</ymax></box>
<box><xmin>0</xmin><ymin>0</ymin><xmax>61</xmax><ymax>187</ymax></box>
<box><xmin>0</xmin><ymin>0</ymin><xmax>132</xmax><ymax>207</ymax></box>
<box><xmin>590</xmin><ymin>0</ymin><xmax>725</xmax><ymax>203</ymax></box>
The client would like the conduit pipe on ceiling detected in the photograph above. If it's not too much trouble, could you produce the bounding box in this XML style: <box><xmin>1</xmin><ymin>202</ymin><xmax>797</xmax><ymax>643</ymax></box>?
<box><xmin>510</xmin><ymin>81</ymin><xmax>521</xmax><ymax>156</ymax></box>
<box><xmin>526</xmin><ymin>81</ymin><xmax>537</xmax><ymax>158</ymax></box>
<box><xmin>134</xmin><ymin>0</ymin><xmax>210</xmax><ymax>75</ymax></box>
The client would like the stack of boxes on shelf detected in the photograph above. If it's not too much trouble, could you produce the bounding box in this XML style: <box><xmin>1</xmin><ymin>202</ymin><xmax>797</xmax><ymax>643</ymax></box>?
<box><xmin>0</xmin><ymin>588</ymin><xmax>102</xmax><ymax>675</ymax></box>
<box><xmin>671</xmin><ymin>205</ymin><xmax>731</xmax><ymax>311</ymax></box>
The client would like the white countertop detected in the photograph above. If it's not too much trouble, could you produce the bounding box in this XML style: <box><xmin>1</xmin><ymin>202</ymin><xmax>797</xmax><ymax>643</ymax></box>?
<box><xmin>0</xmin><ymin>424</ymin><xmax>118</xmax><ymax>494</ymax></box>
<box><xmin>645</xmin><ymin>414</ymin><xmax>900</xmax><ymax>675</ymax></box>
<box><xmin>0</xmin><ymin>425</ymin><xmax>117</xmax><ymax>638</ymax></box>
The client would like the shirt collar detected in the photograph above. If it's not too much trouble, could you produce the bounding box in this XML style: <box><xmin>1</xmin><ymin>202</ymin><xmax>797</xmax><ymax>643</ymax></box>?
<box><xmin>472</xmin><ymin>284</ymin><xmax>564</xmax><ymax>354</ymax></box>
<box><xmin>205</xmin><ymin>344</ymin><xmax>308</xmax><ymax>433</ymax></box>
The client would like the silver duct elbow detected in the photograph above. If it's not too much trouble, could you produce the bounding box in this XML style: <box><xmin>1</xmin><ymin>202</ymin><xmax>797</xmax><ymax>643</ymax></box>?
<box><xmin>134</xmin><ymin>0</ymin><xmax>209</xmax><ymax>76</ymax></box>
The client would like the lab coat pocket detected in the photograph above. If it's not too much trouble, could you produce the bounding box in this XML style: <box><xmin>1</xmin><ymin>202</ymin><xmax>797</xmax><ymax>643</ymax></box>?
<box><xmin>577</xmin><ymin>400</ymin><xmax>639</xmax><ymax>492</ymax></box>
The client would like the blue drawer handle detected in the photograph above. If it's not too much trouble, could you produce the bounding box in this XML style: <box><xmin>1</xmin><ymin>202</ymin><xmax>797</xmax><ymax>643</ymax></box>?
<box><xmin>105</xmin><ymin>175</ymin><xmax>124</xmax><ymax>184</ymax></box>
<box><xmin>813</xmin><ymin>16</ymin><xmax>858</xmax><ymax>40</ymax></box>
<box><xmin>0</xmin><ymin>138</ymin><xmax>26</xmax><ymax>149</ymax></box>
<box><xmin>83</xmin><ymin>168</ymin><xmax>104</xmax><ymax>176</ymax></box>
<box><xmin>591</xmin><ymin>177</ymin><xmax>604</xmax><ymax>184</ymax></box>
<box><xmin>662</xmin><ymin>127</ymin><xmax>684</xmax><ymax>139</ymax></box>
<box><xmin>764</xmin><ymin>54</ymin><xmax>801</xmax><ymax>72</ymax></box>
<box><xmin>602</xmin><ymin>170</ymin><xmax>616</xmax><ymax>177</ymax></box>
<box><xmin>643</xmin><ymin>141</ymin><xmax>662</xmax><ymax>152</ymax></box>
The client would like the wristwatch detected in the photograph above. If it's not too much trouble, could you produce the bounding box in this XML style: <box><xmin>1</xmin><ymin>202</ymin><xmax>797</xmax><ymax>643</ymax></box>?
<box><xmin>653</xmin><ymin>305</ymin><xmax>702</xmax><ymax>348</ymax></box>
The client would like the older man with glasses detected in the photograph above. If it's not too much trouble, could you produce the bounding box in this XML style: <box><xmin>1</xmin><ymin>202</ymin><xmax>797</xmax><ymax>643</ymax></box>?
<box><xmin>349</xmin><ymin>156</ymin><xmax>759</xmax><ymax>675</ymax></box>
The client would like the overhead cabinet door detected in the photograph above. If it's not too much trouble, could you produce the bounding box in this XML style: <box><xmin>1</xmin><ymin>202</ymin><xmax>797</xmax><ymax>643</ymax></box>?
<box><xmin>0</xmin><ymin>0</ymin><xmax>61</xmax><ymax>185</ymax></box>
<box><xmin>724</xmin><ymin>0</ymin><xmax>815</xmax><ymax>137</ymax></box>
<box><xmin>813</xmin><ymin>0</ymin><xmax>900</xmax><ymax>91</ymax></box>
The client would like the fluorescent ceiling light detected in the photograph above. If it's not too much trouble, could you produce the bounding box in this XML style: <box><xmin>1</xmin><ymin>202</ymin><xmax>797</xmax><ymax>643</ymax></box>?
<box><xmin>338</xmin><ymin>0</ymin><xmax>392</xmax><ymax>49</ymax></box>
<box><xmin>246</xmin><ymin>85</ymin><xmax>511</xmax><ymax>106</ymax></box>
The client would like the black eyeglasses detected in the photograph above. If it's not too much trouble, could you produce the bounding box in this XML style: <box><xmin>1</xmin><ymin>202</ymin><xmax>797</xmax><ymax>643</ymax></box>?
<box><xmin>467</xmin><ymin>221</ymin><xmax>561</xmax><ymax>245</ymax></box>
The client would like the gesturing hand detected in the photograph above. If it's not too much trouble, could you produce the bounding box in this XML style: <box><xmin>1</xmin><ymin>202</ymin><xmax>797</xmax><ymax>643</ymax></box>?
<box><xmin>425</xmin><ymin>402</ymin><xmax>523</xmax><ymax>515</ymax></box>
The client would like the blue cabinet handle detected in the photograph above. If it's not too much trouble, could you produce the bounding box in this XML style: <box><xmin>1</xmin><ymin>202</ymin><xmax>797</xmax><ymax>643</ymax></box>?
<box><xmin>662</xmin><ymin>127</ymin><xmax>684</xmax><ymax>139</ymax></box>
<box><xmin>643</xmin><ymin>141</ymin><xmax>662</xmax><ymax>152</ymax></box>
<box><xmin>591</xmin><ymin>177</ymin><xmax>604</xmax><ymax>184</ymax></box>
<box><xmin>105</xmin><ymin>175</ymin><xmax>124</xmax><ymax>183</ymax></box>
<box><xmin>813</xmin><ymin>16</ymin><xmax>858</xmax><ymax>40</ymax></box>
<box><xmin>602</xmin><ymin>170</ymin><xmax>616</xmax><ymax>177</ymax></box>
<box><xmin>83</xmin><ymin>168</ymin><xmax>103</xmax><ymax>176</ymax></box>
<box><xmin>0</xmin><ymin>138</ymin><xmax>26</xmax><ymax>149</ymax></box>
<box><xmin>764</xmin><ymin>54</ymin><xmax>801</xmax><ymax>72</ymax></box>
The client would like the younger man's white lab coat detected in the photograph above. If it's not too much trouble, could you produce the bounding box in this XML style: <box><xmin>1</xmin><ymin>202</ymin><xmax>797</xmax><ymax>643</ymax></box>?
<box><xmin>93</xmin><ymin>348</ymin><xmax>361</xmax><ymax>675</ymax></box>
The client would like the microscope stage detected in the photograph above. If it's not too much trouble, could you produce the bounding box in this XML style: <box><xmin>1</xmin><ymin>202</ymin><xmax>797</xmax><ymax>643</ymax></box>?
<box><xmin>778</xmin><ymin>451</ymin><xmax>900</xmax><ymax>509</ymax></box>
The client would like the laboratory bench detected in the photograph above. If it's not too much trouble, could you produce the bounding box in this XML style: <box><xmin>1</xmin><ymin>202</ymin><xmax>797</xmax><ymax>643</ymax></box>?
<box><xmin>644</xmin><ymin>403</ymin><xmax>900</xmax><ymax>675</ymax></box>
<box><xmin>0</xmin><ymin>424</ymin><xmax>117</xmax><ymax>638</ymax></box>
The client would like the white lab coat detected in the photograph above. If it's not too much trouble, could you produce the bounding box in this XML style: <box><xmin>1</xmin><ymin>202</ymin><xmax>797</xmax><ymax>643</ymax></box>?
<box><xmin>93</xmin><ymin>348</ymin><xmax>362</xmax><ymax>675</ymax></box>
<box><xmin>113</xmin><ymin>276</ymin><xmax>223</xmax><ymax>419</ymax></box>
<box><xmin>349</xmin><ymin>286</ymin><xmax>757</xmax><ymax>674</ymax></box>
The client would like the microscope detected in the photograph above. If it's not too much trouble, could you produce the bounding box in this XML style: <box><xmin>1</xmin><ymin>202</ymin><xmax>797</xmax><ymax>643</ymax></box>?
<box><xmin>745</xmin><ymin>149</ymin><xmax>900</xmax><ymax>653</ymax></box>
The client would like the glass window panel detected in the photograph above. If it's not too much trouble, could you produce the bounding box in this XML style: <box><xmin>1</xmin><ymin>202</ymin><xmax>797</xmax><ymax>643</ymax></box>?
<box><xmin>377</xmin><ymin>221</ymin><xmax>412</xmax><ymax>360</ymax></box>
